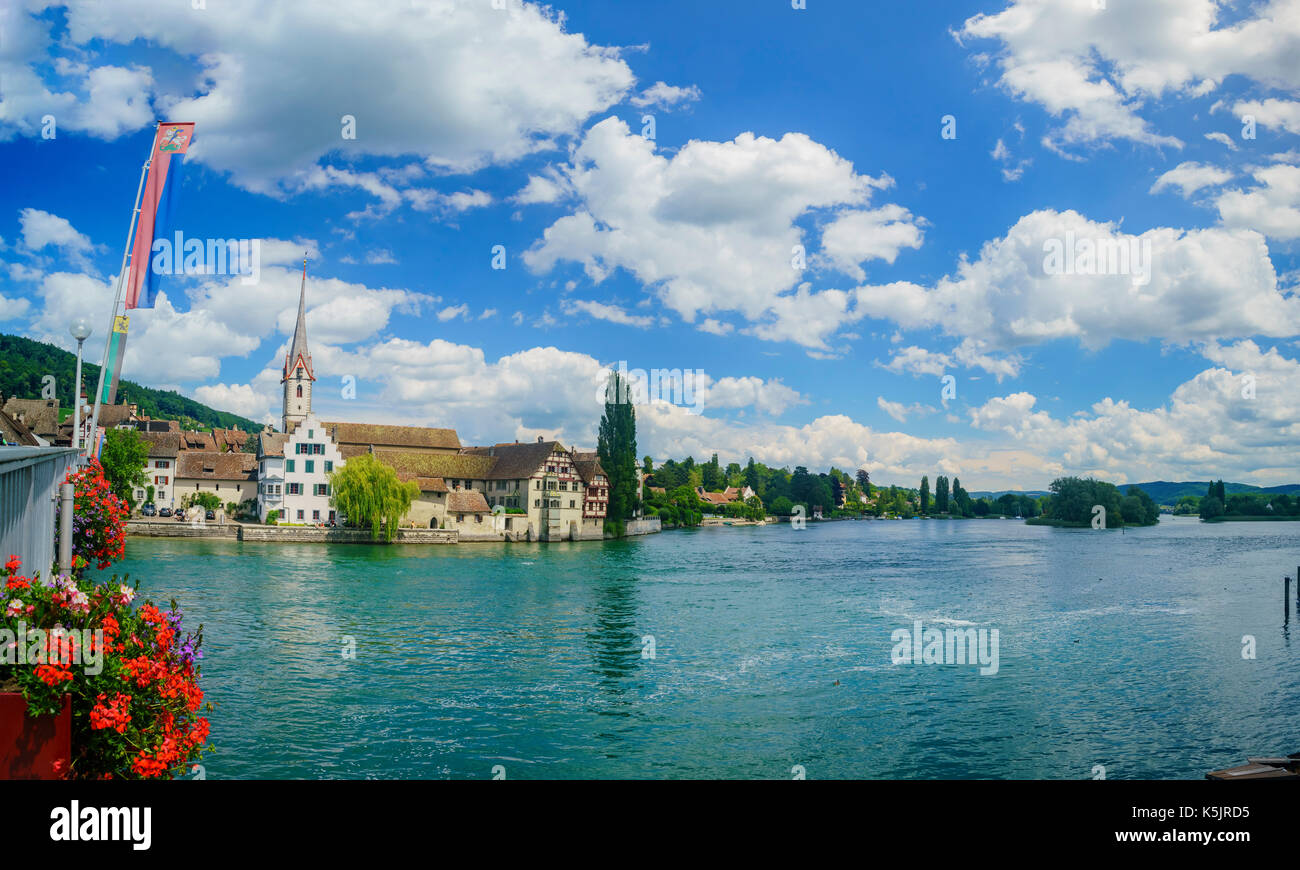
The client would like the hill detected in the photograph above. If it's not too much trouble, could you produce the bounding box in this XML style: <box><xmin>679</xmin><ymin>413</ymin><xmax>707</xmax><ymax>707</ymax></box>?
<box><xmin>0</xmin><ymin>332</ymin><xmax>260</xmax><ymax>432</ymax></box>
<box><xmin>1121</xmin><ymin>481</ymin><xmax>1300</xmax><ymax>504</ymax></box>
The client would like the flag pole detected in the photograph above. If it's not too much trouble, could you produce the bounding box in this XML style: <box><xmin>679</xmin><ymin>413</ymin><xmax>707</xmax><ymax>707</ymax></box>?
<box><xmin>87</xmin><ymin>122</ymin><xmax>158</xmax><ymax>457</ymax></box>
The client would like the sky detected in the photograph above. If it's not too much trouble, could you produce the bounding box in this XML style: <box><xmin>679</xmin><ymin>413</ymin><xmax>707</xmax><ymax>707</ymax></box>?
<box><xmin>1</xmin><ymin>0</ymin><xmax>1298</xmax><ymax>490</ymax></box>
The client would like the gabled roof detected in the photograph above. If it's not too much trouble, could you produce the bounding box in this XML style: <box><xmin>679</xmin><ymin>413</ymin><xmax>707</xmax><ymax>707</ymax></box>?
<box><xmin>397</xmin><ymin>474</ymin><xmax>448</xmax><ymax>493</ymax></box>
<box><xmin>0</xmin><ymin>409</ymin><xmax>41</xmax><ymax>446</ymax></box>
<box><xmin>374</xmin><ymin>450</ymin><xmax>497</xmax><ymax>480</ymax></box>
<box><xmin>137</xmin><ymin>431</ymin><xmax>180</xmax><ymax>458</ymax></box>
<box><xmin>257</xmin><ymin>432</ymin><xmax>288</xmax><ymax>458</ymax></box>
<box><xmin>282</xmin><ymin>259</ymin><xmax>315</xmax><ymax>382</ymax></box>
<box><xmin>2</xmin><ymin>397</ymin><xmax>60</xmax><ymax>436</ymax></box>
<box><xmin>461</xmin><ymin>440</ymin><xmax>566</xmax><ymax>480</ymax></box>
<box><xmin>176</xmin><ymin>451</ymin><xmax>258</xmax><ymax>481</ymax></box>
<box><xmin>447</xmin><ymin>490</ymin><xmax>490</xmax><ymax>513</ymax></box>
<box><xmin>571</xmin><ymin>451</ymin><xmax>607</xmax><ymax>484</ymax></box>
<box><xmin>324</xmin><ymin>421</ymin><xmax>461</xmax><ymax>451</ymax></box>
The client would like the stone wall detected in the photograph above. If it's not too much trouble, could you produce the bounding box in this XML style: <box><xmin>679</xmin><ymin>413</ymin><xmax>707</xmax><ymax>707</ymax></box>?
<box><xmin>127</xmin><ymin>520</ymin><xmax>238</xmax><ymax>539</ymax></box>
<box><xmin>623</xmin><ymin>517</ymin><xmax>662</xmax><ymax>537</ymax></box>
<box><xmin>237</xmin><ymin>525</ymin><xmax>457</xmax><ymax>544</ymax></box>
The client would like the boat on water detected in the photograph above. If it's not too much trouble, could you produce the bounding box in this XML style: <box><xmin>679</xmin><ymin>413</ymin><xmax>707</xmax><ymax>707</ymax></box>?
<box><xmin>1206</xmin><ymin>753</ymin><xmax>1300</xmax><ymax>780</ymax></box>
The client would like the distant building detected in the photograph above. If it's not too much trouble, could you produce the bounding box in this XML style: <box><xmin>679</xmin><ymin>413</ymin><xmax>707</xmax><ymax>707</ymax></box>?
<box><xmin>135</xmin><ymin>431</ymin><xmax>180</xmax><ymax>507</ymax></box>
<box><xmin>175</xmin><ymin>451</ymin><xmax>258</xmax><ymax>510</ymax></box>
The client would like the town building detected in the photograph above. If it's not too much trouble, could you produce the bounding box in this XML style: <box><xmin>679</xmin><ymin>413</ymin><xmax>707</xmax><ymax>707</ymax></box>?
<box><xmin>135</xmin><ymin>431</ymin><xmax>180</xmax><ymax>507</ymax></box>
<box><xmin>175</xmin><ymin>451</ymin><xmax>259</xmax><ymax>514</ymax></box>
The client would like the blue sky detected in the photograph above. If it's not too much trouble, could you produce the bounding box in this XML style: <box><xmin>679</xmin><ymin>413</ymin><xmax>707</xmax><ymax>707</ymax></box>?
<box><xmin>1</xmin><ymin>0</ymin><xmax>1298</xmax><ymax>489</ymax></box>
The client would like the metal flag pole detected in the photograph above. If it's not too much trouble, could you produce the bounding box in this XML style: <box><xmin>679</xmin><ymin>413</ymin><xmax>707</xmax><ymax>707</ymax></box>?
<box><xmin>88</xmin><ymin>122</ymin><xmax>159</xmax><ymax>457</ymax></box>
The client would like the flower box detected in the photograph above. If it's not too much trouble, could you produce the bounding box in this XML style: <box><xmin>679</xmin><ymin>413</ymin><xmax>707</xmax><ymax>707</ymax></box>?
<box><xmin>0</xmin><ymin>691</ymin><xmax>70</xmax><ymax>779</ymax></box>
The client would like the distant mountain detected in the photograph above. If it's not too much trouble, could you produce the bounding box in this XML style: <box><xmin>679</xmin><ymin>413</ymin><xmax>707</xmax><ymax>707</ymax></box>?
<box><xmin>1121</xmin><ymin>480</ymin><xmax>1300</xmax><ymax>504</ymax></box>
<box><xmin>969</xmin><ymin>490</ymin><xmax>1050</xmax><ymax>500</ymax></box>
<box><xmin>0</xmin><ymin>332</ymin><xmax>260</xmax><ymax>432</ymax></box>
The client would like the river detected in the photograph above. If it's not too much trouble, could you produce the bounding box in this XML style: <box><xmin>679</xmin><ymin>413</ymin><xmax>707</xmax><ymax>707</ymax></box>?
<box><xmin>117</xmin><ymin>516</ymin><xmax>1300</xmax><ymax>779</ymax></box>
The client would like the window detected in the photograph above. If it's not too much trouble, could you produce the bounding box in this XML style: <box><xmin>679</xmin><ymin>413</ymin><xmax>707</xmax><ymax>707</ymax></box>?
<box><xmin>569</xmin><ymin>500</ymin><xmax>575</xmax><ymax>509</ymax></box>
<box><xmin>534</xmin><ymin>499</ymin><xmax>540</xmax><ymax>508</ymax></box>
<box><xmin>297</xmin><ymin>509</ymin><xmax>304</xmax><ymax>520</ymax></box>
<box><xmin>296</xmin><ymin>385</ymin><xmax>302</xmax><ymax>398</ymax></box>
<box><xmin>286</xmin><ymin>460</ymin><xmax>295</xmax><ymax>473</ymax></box>
<box><xmin>475</xmin><ymin>515</ymin><xmax>482</xmax><ymax>524</ymax></box>
<box><xmin>312</xmin><ymin>510</ymin><xmax>320</xmax><ymax>521</ymax></box>
<box><xmin>287</xmin><ymin>482</ymin><xmax>302</xmax><ymax>495</ymax></box>
<box><xmin>156</xmin><ymin>460</ymin><xmax>170</xmax><ymax>469</ymax></box>
<box><xmin>314</xmin><ymin>484</ymin><xmax>329</xmax><ymax>496</ymax></box>
<box><xmin>325</xmin><ymin>461</ymin><xmax>333</xmax><ymax>473</ymax></box>
<box><xmin>305</xmin><ymin>460</ymin><xmax>315</xmax><ymax>474</ymax></box>
<box><xmin>154</xmin><ymin>476</ymin><xmax>168</xmax><ymax>485</ymax></box>
<box><xmin>308</xmin><ymin>429</ymin><xmax>314</xmax><ymax>438</ymax></box>
<box><xmin>313</xmin><ymin>443</ymin><xmax>324</xmax><ymax>455</ymax></box>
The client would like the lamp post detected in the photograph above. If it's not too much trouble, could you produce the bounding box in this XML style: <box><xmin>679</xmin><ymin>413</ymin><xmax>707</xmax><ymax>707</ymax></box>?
<box><xmin>69</xmin><ymin>318</ymin><xmax>93</xmax><ymax>451</ymax></box>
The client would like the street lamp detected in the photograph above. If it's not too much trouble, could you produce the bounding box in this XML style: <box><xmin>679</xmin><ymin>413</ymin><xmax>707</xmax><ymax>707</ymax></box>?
<box><xmin>69</xmin><ymin>318</ymin><xmax>93</xmax><ymax>451</ymax></box>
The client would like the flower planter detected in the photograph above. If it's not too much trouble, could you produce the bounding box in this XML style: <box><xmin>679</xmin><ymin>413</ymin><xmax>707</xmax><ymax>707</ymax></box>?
<box><xmin>0</xmin><ymin>692</ymin><xmax>71</xmax><ymax>779</ymax></box>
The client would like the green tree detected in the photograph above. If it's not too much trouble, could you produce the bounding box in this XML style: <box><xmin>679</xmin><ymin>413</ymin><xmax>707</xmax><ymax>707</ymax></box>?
<box><xmin>745</xmin><ymin>457</ymin><xmax>761</xmax><ymax>494</ymax></box>
<box><xmin>702</xmin><ymin>453</ymin><xmax>722</xmax><ymax>490</ymax></box>
<box><xmin>98</xmin><ymin>428</ymin><xmax>149</xmax><ymax>509</ymax></box>
<box><xmin>934</xmin><ymin>475</ymin><xmax>949</xmax><ymax>513</ymax></box>
<box><xmin>598</xmin><ymin>369</ymin><xmax>640</xmax><ymax>530</ymax></box>
<box><xmin>856</xmin><ymin>468</ymin><xmax>871</xmax><ymax>498</ymax></box>
<box><xmin>919</xmin><ymin>476</ymin><xmax>930</xmax><ymax>514</ymax></box>
<box><xmin>328</xmin><ymin>453</ymin><xmax>419</xmax><ymax>541</ymax></box>
<box><xmin>1199</xmin><ymin>495</ymin><xmax>1225</xmax><ymax>520</ymax></box>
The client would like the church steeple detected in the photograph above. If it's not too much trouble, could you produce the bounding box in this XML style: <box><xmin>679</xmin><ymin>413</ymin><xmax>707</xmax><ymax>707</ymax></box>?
<box><xmin>281</xmin><ymin>256</ymin><xmax>315</xmax><ymax>433</ymax></box>
<box><xmin>283</xmin><ymin>256</ymin><xmax>315</xmax><ymax>383</ymax></box>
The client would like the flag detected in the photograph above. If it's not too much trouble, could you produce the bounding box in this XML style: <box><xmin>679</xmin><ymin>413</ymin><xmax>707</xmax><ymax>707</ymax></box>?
<box><xmin>124</xmin><ymin>122</ymin><xmax>194</xmax><ymax>310</ymax></box>
<box><xmin>101</xmin><ymin>315</ymin><xmax>129</xmax><ymax>405</ymax></box>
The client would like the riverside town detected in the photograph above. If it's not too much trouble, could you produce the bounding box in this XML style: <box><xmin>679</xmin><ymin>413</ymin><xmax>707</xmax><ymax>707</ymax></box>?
<box><xmin>0</xmin><ymin>0</ymin><xmax>1297</xmax><ymax>854</ymax></box>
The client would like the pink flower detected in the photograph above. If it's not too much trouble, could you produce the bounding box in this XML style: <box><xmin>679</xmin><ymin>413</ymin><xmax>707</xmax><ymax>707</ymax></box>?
<box><xmin>5</xmin><ymin>598</ymin><xmax>24</xmax><ymax>617</ymax></box>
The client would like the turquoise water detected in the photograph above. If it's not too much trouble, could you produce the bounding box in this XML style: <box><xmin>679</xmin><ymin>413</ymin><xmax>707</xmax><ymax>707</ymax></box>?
<box><xmin>117</xmin><ymin>517</ymin><xmax>1300</xmax><ymax>779</ymax></box>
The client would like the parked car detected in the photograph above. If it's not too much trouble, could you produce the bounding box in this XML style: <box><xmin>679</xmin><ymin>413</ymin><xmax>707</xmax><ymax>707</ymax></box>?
<box><xmin>205</xmin><ymin>509</ymin><xmax>216</xmax><ymax>521</ymax></box>
<box><xmin>158</xmin><ymin>507</ymin><xmax>173</xmax><ymax>517</ymax></box>
<box><xmin>140</xmin><ymin>504</ymin><xmax>157</xmax><ymax>517</ymax></box>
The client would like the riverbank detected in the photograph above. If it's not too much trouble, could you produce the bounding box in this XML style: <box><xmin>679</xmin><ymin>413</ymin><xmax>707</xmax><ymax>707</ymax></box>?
<box><xmin>127</xmin><ymin>515</ymin><xmax>662</xmax><ymax>544</ymax></box>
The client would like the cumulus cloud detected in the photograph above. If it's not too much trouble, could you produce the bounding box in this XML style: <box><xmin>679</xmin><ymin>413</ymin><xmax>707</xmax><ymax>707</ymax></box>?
<box><xmin>853</xmin><ymin>209</ymin><xmax>1300</xmax><ymax>352</ymax></box>
<box><xmin>629</xmin><ymin>81</ymin><xmax>702</xmax><ymax>110</ymax></box>
<box><xmin>1214</xmin><ymin>163</ymin><xmax>1300</xmax><ymax>240</ymax></box>
<box><xmin>524</xmin><ymin>116</ymin><xmax>911</xmax><ymax>349</ymax></box>
<box><xmin>561</xmin><ymin>298</ymin><xmax>654</xmax><ymax>329</ymax></box>
<box><xmin>1150</xmin><ymin>161</ymin><xmax>1234</xmax><ymax>197</ymax></box>
<box><xmin>958</xmin><ymin>0</ymin><xmax>1300</xmax><ymax>154</ymax></box>
<box><xmin>3</xmin><ymin>1</ymin><xmax>634</xmax><ymax>193</ymax></box>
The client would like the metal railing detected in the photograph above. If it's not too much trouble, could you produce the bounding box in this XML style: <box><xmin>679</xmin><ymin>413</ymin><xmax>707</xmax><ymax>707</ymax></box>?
<box><xmin>0</xmin><ymin>447</ymin><xmax>80</xmax><ymax>581</ymax></box>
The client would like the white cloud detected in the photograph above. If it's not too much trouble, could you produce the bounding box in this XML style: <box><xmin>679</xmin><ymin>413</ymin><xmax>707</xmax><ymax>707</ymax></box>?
<box><xmin>958</xmin><ymin>0</ymin><xmax>1300</xmax><ymax>154</ymax></box>
<box><xmin>562</xmin><ymin>299</ymin><xmax>654</xmax><ymax>329</ymax></box>
<box><xmin>18</xmin><ymin>208</ymin><xmax>95</xmax><ymax>262</ymax></box>
<box><xmin>853</xmin><ymin>209</ymin><xmax>1300</xmax><ymax>351</ymax></box>
<box><xmin>437</xmin><ymin>304</ymin><xmax>470</xmax><ymax>322</ymax></box>
<box><xmin>1150</xmin><ymin>161</ymin><xmax>1234</xmax><ymax>197</ymax></box>
<box><xmin>192</xmin><ymin>382</ymin><xmax>276</xmax><ymax>423</ymax></box>
<box><xmin>525</xmin><ymin>116</ymin><xmax>907</xmax><ymax>349</ymax></box>
<box><xmin>5</xmin><ymin>0</ymin><xmax>635</xmax><ymax>192</ymax></box>
<box><xmin>876</xmin><ymin>397</ymin><xmax>936</xmax><ymax>423</ymax></box>
<box><xmin>1233</xmin><ymin>98</ymin><xmax>1300</xmax><ymax>135</ymax></box>
<box><xmin>817</xmin><ymin>205</ymin><xmax>925</xmax><ymax>280</ymax></box>
<box><xmin>629</xmin><ymin>81</ymin><xmax>702</xmax><ymax>110</ymax></box>
<box><xmin>1214</xmin><ymin>163</ymin><xmax>1300</xmax><ymax>240</ymax></box>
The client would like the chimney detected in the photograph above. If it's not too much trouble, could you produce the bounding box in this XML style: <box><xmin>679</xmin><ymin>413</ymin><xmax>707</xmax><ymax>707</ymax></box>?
<box><xmin>537</xmin><ymin>435</ymin><xmax>544</xmax><ymax>443</ymax></box>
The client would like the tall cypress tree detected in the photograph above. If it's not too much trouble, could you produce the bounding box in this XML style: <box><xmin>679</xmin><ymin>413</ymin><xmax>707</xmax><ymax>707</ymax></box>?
<box><xmin>935</xmin><ymin>475</ymin><xmax>949</xmax><ymax>513</ymax></box>
<box><xmin>920</xmin><ymin>475</ymin><xmax>930</xmax><ymax>514</ymax></box>
<box><xmin>598</xmin><ymin>369</ymin><xmax>639</xmax><ymax>530</ymax></box>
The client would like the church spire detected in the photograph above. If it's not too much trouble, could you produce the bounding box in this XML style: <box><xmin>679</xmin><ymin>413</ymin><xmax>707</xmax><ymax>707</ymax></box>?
<box><xmin>283</xmin><ymin>255</ymin><xmax>315</xmax><ymax>382</ymax></box>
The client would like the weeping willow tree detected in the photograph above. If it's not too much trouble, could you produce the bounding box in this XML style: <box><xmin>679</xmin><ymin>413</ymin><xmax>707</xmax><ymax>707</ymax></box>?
<box><xmin>328</xmin><ymin>454</ymin><xmax>419</xmax><ymax>542</ymax></box>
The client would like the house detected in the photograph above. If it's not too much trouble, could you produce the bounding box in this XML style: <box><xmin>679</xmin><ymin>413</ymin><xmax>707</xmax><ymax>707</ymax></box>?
<box><xmin>0</xmin><ymin>408</ymin><xmax>41</xmax><ymax>446</ymax></box>
<box><xmin>2</xmin><ymin>397</ymin><xmax>60</xmax><ymax>442</ymax></box>
<box><xmin>324</xmin><ymin>421</ymin><xmax>460</xmax><ymax>456</ymax></box>
<box><xmin>255</xmin><ymin>432</ymin><xmax>288</xmax><ymax>522</ymax></box>
<box><xmin>571</xmin><ymin>452</ymin><xmax>609</xmax><ymax>524</ymax></box>
<box><xmin>461</xmin><ymin>438</ymin><xmax>604</xmax><ymax>541</ymax></box>
<box><xmin>274</xmin><ymin>413</ymin><xmax>344</xmax><ymax>525</ymax></box>
<box><xmin>175</xmin><ymin>451</ymin><xmax>258</xmax><ymax>512</ymax></box>
<box><xmin>135</xmin><ymin>431</ymin><xmax>180</xmax><ymax>507</ymax></box>
<box><xmin>694</xmin><ymin>485</ymin><xmax>758</xmax><ymax>508</ymax></box>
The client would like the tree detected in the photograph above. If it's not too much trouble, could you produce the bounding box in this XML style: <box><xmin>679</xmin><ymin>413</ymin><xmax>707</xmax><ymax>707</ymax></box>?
<box><xmin>328</xmin><ymin>454</ymin><xmax>419</xmax><ymax>541</ymax></box>
<box><xmin>935</xmin><ymin>475</ymin><xmax>949</xmax><ymax>513</ymax></box>
<box><xmin>598</xmin><ymin>369</ymin><xmax>640</xmax><ymax>529</ymax></box>
<box><xmin>856</xmin><ymin>468</ymin><xmax>871</xmax><ymax>498</ymax></box>
<box><xmin>770</xmin><ymin>496</ymin><xmax>794</xmax><ymax>516</ymax></box>
<box><xmin>702</xmin><ymin>453</ymin><xmax>722</xmax><ymax>491</ymax></box>
<box><xmin>919</xmin><ymin>476</ymin><xmax>930</xmax><ymax>514</ymax></box>
<box><xmin>745</xmin><ymin>457</ymin><xmax>761</xmax><ymax>494</ymax></box>
<box><xmin>98</xmin><ymin>428</ymin><xmax>149</xmax><ymax>509</ymax></box>
<box><xmin>1199</xmin><ymin>495</ymin><xmax>1225</xmax><ymax>520</ymax></box>
<box><xmin>643</xmin><ymin>456</ymin><xmax>653</xmax><ymax>474</ymax></box>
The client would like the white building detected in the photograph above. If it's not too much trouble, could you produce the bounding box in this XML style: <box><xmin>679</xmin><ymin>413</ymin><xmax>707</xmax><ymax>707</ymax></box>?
<box><xmin>280</xmin><ymin>413</ymin><xmax>344</xmax><ymax>524</ymax></box>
